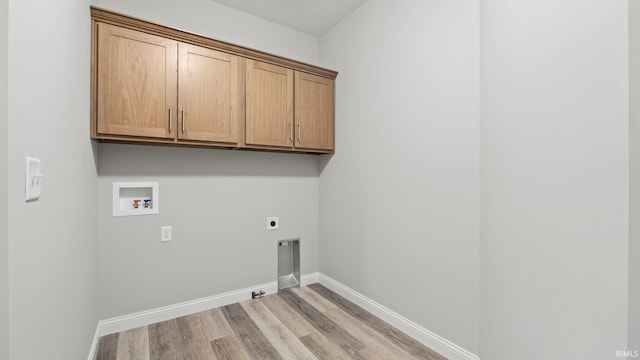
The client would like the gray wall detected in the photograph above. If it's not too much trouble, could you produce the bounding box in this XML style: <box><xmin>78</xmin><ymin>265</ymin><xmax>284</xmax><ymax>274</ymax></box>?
<box><xmin>0</xmin><ymin>0</ymin><xmax>8</xmax><ymax>357</ymax></box>
<box><xmin>479</xmin><ymin>1</ymin><xmax>629</xmax><ymax>359</ymax></box>
<box><xmin>319</xmin><ymin>0</ymin><xmax>480</xmax><ymax>353</ymax></box>
<box><xmin>7</xmin><ymin>0</ymin><xmax>99</xmax><ymax>359</ymax></box>
<box><xmin>96</xmin><ymin>0</ymin><xmax>323</xmax><ymax>320</ymax></box>
<box><xmin>95</xmin><ymin>0</ymin><xmax>320</xmax><ymax>66</ymax></box>
<box><xmin>98</xmin><ymin>145</ymin><xmax>320</xmax><ymax>318</ymax></box>
<box><xmin>630</xmin><ymin>0</ymin><xmax>640</xmax><ymax>352</ymax></box>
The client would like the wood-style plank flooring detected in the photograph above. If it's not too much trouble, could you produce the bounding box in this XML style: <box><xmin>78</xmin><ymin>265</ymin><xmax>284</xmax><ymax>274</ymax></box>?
<box><xmin>96</xmin><ymin>283</ymin><xmax>447</xmax><ymax>360</ymax></box>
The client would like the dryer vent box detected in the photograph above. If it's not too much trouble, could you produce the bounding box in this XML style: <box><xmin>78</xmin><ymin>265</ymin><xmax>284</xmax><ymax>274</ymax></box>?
<box><xmin>278</xmin><ymin>239</ymin><xmax>300</xmax><ymax>291</ymax></box>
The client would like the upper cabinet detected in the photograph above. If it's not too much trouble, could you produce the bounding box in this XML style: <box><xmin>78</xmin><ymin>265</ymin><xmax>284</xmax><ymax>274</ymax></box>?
<box><xmin>244</xmin><ymin>60</ymin><xmax>335</xmax><ymax>152</ymax></box>
<box><xmin>245</xmin><ymin>60</ymin><xmax>294</xmax><ymax>148</ymax></box>
<box><xmin>178</xmin><ymin>44</ymin><xmax>241</xmax><ymax>144</ymax></box>
<box><xmin>91</xmin><ymin>6</ymin><xmax>337</xmax><ymax>154</ymax></box>
<box><xmin>96</xmin><ymin>23</ymin><xmax>177</xmax><ymax>140</ymax></box>
<box><xmin>295</xmin><ymin>72</ymin><xmax>335</xmax><ymax>151</ymax></box>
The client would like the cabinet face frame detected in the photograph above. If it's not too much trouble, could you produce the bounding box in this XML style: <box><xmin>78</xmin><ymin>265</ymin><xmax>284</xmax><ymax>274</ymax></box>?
<box><xmin>90</xmin><ymin>6</ymin><xmax>337</xmax><ymax>153</ymax></box>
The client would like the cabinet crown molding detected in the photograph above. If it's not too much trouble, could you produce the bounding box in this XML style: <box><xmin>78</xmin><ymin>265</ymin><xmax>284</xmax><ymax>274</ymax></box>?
<box><xmin>90</xmin><ymin>6</ymin><xmax>338</xmax><ymax>80</ymax></box>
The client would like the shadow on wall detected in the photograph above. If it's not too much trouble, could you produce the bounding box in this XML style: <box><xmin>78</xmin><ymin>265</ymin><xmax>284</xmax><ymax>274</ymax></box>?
<box><xmin>97</xmin><ymin>142</ymin><xmax>322</xmax><ymax>178</ymax></box>
<box><xmin>318</xmin><ymin>153</ymin><xmax>333</xmax><ymax>175</ymax></box>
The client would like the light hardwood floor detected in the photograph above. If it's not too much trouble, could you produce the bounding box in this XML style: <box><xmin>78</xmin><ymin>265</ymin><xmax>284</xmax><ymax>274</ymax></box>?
<box><xmin>96</xmin><ymin>283</ymin><xmax>447</xmax><ymax>360</ymax></box>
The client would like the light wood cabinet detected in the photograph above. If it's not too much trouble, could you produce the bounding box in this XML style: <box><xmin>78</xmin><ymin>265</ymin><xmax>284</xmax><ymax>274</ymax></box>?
<box><xmin>245</xmin><ymin>60</ymin><xmax>294</xmax><ymax>148</ymax></box>
<box><xmin>245</xmin><ymin>61</ymin><xmax>335</xmax><ymax>151</ymax></box>
<box><xmin>91</xmin><ymin>6</ymin><xmax>337</xmax><ymax>153</ymax></box>
<box><xmin>178</xmin><ymin>44</ymin><xmax>241</xmax><ymax>144</ymax></box>
<box><xmin>294</xmin><ymin>72</ymin><xmax>335</xmax><ymax>151</ymax></box>
<box><xmin>96</xmin><ymin>23</ymin><xmax>177</xmax><ymax>139</ymax></box>
<box><xmin>95</xmin><ymin>25</ymin><xmax>241</xmax><ymax>145</ymax></box>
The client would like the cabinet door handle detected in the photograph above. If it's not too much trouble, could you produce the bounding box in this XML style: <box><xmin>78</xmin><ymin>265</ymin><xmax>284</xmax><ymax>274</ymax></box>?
<box><xmin>297</xmin><ymin>123</ymin><xmax>301</xmax><ymax>144</ymax></box>
<box><xmin>181</xmin><ymin>109</ymin><xmax>185</xmax><ymax>134</ymax></box>
<box><xmin>289</xmin><ymin>123</ymin><xmax>293</xmax><ymax>143</ymax></box>
<box><xmin>168</xmin><ymin>108</ymin><xmax>172</xmax><ymax>131</ymax></box>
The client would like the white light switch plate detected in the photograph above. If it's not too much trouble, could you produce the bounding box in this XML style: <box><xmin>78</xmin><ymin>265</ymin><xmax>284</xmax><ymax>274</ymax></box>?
<box><xmin>25</xmin><ymin>157</ymin><xmax>43</xmax><ymax>202</ymax></box>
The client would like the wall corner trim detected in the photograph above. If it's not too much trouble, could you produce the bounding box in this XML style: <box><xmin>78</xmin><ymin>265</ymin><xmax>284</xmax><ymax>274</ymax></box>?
<box><xmin>317</xmin><ymin>274</ymin><xmax>480</xmax><ymax>360</ymax></box>
<box><xmin>88</xmin><ymin>272</ymin><xmax>476</xmax><ymax>360</ymax></box>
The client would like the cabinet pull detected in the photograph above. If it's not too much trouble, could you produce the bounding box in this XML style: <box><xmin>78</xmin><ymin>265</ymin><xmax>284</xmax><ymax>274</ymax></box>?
<box><xmin>168</xmin><ymin>108</ymin><xmax>172</xmax><ymax>131</ymax></box>
<box><xmin>181</xmin><ymin>109</ymin><xmax>185</xmax><ymax>134</ymax></box>
<box><xmin>297</xmin><ymin>123</ymin><xmax>301</xmax><ymax>144</ymax></box>
<box><xmin>289</xmin><ymin>123</ymin><xmax>293</xmax><ymax>143</ymax></box>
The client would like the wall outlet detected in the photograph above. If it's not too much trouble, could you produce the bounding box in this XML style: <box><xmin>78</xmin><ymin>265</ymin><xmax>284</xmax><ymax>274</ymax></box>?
<box><xmin>161</xmin><ymin>226</ymin><xmax>172</xmax><ymax>242</ymax></box>
<box><xmin>267</xmin><ymin>217</ymin><xmax>279</xmax><ymax>230</ymax></box>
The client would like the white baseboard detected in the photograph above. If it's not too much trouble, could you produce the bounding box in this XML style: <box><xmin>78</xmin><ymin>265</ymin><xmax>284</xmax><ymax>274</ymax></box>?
<box><xmin>95</xmin><ymin>272</ymin><xmax>319</xmax><ymax>338</ymax></box>
<box><xmin>88</xmin><ymin>271</ymin><xmax>477</xmax><ymax>360</ymax></box>
<box><xmin>317</xmin><ymin>274</ymin><xmax>479</xmax><ymax>360</ymax></box>
<box><xmin>87</xmin><ymin>324</ymin><xmax>101</xmax><ymax>360</ymax></box>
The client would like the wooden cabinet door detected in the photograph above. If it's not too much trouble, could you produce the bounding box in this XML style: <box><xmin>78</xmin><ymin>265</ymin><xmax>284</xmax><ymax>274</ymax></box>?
<box><xmin>97</xmin><ymin>23</ymin><xmax>177</xmax><ymax>139</ymax></box>
<box><xmin>294</xmin><ymin>72</ymin><xmax>335</xmax><ymax>151</ymax></box>
<box><xmin>178</xmin><ymin>44</ymin><xmax>240</xmax><ymax>144</ymax></box>
<box><xmin>245</xmin><ymin>60</ymin><xmax>294</xmax><ymax>147</ymax></box>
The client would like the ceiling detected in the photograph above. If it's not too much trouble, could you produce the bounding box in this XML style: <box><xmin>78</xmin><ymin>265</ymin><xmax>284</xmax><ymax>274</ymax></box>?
<box><xmin>210</xmin><ymin>0</ymin><xmax>368</xmax><ymax>36</ymax></box>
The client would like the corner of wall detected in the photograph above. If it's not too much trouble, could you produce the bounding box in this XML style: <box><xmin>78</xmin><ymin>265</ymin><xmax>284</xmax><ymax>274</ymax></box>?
<box><xmin>318</xmin><ymin>0</ymin><xmax>480</xmax><ymax>355</ymax></box>
<box><xmin>0</xmin><ymin>0</ymin><xmax>8</xmax><ymax>357</ymax></box>
<box><xmin>629</xmin><ymin>0</ymin><xmax>640</xmax><ymax>351</ymax></box>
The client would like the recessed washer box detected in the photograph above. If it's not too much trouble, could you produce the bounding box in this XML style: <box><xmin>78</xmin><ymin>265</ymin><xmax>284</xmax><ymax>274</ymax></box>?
<box><xmin>113</xmin><ymin>182</ymin><xmax>159</xmax><ymax>217</ymax></box>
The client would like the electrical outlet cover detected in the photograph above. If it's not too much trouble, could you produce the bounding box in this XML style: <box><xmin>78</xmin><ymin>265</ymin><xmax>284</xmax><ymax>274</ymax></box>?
<box><xmin>267</xmin><ymin>217</ymin><xmax>279</xmax><ymax>230</ymax></box>
<box><xmin>161</xmin><ymin>226</ymin><xmax>172</xmax><ymax>241</ymax></box>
